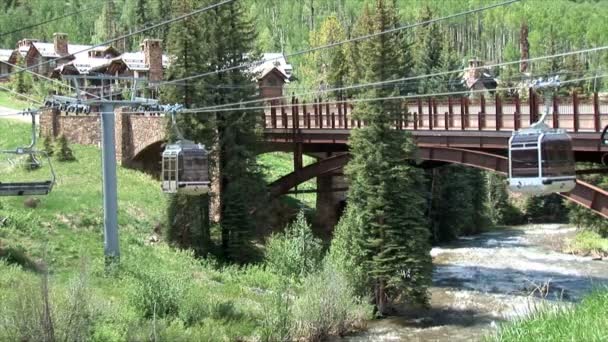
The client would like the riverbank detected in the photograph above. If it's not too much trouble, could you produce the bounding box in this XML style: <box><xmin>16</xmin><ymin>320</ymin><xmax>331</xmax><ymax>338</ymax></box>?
<box><xmin>340</xmin><ymin>224</ymin><xmax>608</xmax><ymax>341</ymax></box>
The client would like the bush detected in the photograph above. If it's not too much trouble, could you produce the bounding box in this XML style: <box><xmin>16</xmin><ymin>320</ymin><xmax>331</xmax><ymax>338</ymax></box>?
<box><xmin>265</xmin><ymin>210</ymin><xmax>323</xmax><ymax>280</ymax></box>
<box><xmin>525</xmin><ymin>194</ymin><xmax>568</xmax><ymax>223</ymax></box>
<box><xmin>326</xmin><ymin>207</ymin><xmax>368</xmax><ymax>297</ymax></box>
<box><xmin>290</xmin><ymin>261</ymin><xmax>372</xmax><ymax>341</ymax></box>
<box><xmin>43</xmin><ymin>135</ymin><xmax>54</xmax><ymax>156</ymax></box>
<box><xmin>55</xmin><ymin>134</ymin><xmax>76</xmax><ymax>162</ymax></box>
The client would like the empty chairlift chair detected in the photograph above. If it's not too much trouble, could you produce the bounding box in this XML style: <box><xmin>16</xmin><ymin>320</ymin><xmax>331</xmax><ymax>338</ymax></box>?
<box><xmin>0</xmin><ymin>110</ymin><xmax>56</xmax><ymax>196</ymax></box>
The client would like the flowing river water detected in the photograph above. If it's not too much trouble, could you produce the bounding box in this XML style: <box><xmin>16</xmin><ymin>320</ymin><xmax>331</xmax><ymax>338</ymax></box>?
<box><xmin>340</xmin><ymin>224</ymin><xmax>608</xmax><ymax>341</ymax></box>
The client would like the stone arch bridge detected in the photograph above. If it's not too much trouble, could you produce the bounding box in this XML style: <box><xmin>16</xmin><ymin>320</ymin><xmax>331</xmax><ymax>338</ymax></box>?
<box><xmin>40</xmin><ymin>92</ymin><xmax>608</xmax><ymax>227</ymax></box>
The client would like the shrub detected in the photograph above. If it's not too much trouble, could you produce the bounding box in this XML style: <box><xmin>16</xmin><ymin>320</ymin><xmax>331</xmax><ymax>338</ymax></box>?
<box><xmin>43</xmin><ymin>135</ymin><xmax>54</xmax><ymax>156</ymax></box>
<box><xmin>259</xmin><ymin>285</ymin><xmax>292</xmax><ymax>342</ymax></box>
<box><xmin>290</xmin><ymin>261</ymin><xmax>372</xmax><ymax>341</ymax></box>
<box><xmin>265</xmin><ymin>210</ymin><xmax>323</xmax><ymax>280</ymax></box>
<box><xmin>326</xmin><ymin>206</ymin><xmax>368</xmax><ymax>297</ymax></box>
<box><xmin>55</xmin><ymin>134</ymin><xmax>76</xmax><ymax>162</ymax></box>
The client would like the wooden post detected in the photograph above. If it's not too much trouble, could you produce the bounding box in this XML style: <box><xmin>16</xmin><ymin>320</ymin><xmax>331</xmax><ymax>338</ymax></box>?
<box><xmin>460</xmin><ymin>97</ymin><xmax>466</xmax><ymax>130</ymax></box>
<box><xmin>325</xmin><ymin>102</ymin><xmax>331</xmax><ymax>127</ymax></box>
<box><xmin>270</xmin><ymin>100</ymin><xmax>277</xmax><ymax>128</ymax></box>
<box><xmin>313</xmin><ymin>99</ymin><xmax>318</xmax><ymax>128</ymax></box>
<box><xmin>428</xmin><ymin>97</ymin><xmax>433</xmax><ymax>130</ymax></box>
<box><xmin>552</xmin><ymin>96</ymin><xmax>559</xmax><ymax>129</ymax></box>
<box><xmin>281</xmin><ymin>100</ymin><xmax>287</xmax><ymax>129</ymax></box>
<box><xmin>529</xmin><ymin>88</ymin><xmax>537</xmax><ymax>125</ymax></box>
<box><xmin>331</xmin><ymin>109</ymin><xmax>336</xmax><ymax>129</ymax></box>
<box><xmin>414</xmin><ymin>112</ymin><xmax>418</xmax><ymax>130</ymax></box>
<box><xmin>318</xmin><ymin>98</ymin><xmax>323</xmax><ymax>129</ymax></box>
<box><xmin>344</xmin><ymin>102</ymin><xmax>349</xmax><ymax>130</ymax></box>
<box><xmin>417</xmin><ymin>98</ymin><xmax>423</xmax><ymax>128</ymax></box>
<box><xmin>514</xmin><ymin>94</ymin><xmax>521</xmax><ymax>131</ymax></box>
<box><xmin>448</xmin><ymin>97</ymin><xmax>454</xmax><ymax>128</ymax></box>
<box><xmin>294</xmin><ymin>97</ymin><xmax>299</xmax><ymax>129</ymax></box>
<box><xmin>594</xmin><ymin>92</ymin><xmax>600</xmax><ymax>132</ymax></box>
<box><xmin>572</xmin><ymin>91</ymin><xmax>579</xmax><ymax>132</ymax></box>
<box><xmin>337</xmin><ymin>101</ymin><xmax>343</xmax><ymax>128</ymax></box>
<box><xmin>495</xmin><ymin>93</ymin><xmax>502</xmax><ymax>131</ymax></box>
<box><xmin>478</xmin><ymin>94</ymin><xmax>486</xmax><ymax>130</ymax></box>
<box><xmin>433</xmin><ymin>98</ymin><xmax>439</xmax><ymax>127</ymax></box>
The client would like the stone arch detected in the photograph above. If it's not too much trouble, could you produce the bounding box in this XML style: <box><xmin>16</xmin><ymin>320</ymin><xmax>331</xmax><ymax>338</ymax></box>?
<box><xmin>268</xmin><ymin>147</ymin><xmax>608</xmax><ymax>219</ymax></box>
<box><xmin>127</xmin><ymin>140</ymin><xmax>165</xmax><ymax>176</ymax></box>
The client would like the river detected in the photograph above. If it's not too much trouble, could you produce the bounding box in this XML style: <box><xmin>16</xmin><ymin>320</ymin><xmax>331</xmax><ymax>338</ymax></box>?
<box><xmin>341</xmin><ymin>224</ymin><xmax>608</xmax><ymax>341</ymax></box>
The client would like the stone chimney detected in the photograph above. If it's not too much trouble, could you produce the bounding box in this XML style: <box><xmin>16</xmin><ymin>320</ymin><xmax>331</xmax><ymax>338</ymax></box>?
<box><xmin>53</xmin><ymin>33</ymin><xmax>69</xmax><ymax>56</ymax></box>
<box><xmin>17</xmin><ymin>38</ymin><xmax>38</xmax><ymax>49</ymax></box>
<box><xmin>141</xmin><ymin>39</ymin><xmax>163</xmax><ymax>82</ymax></box>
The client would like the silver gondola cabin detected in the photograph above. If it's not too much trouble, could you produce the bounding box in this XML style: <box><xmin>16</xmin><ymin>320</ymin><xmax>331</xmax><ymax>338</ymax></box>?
<box><xmin>508</xmin><ymin>129</ymin><xmax>576</xmax><ymax>195</ymax></box>
<box><xmin>162</xmin><ymin>141</ymin><xmax>210</xmax><ymax>195</ymax></box>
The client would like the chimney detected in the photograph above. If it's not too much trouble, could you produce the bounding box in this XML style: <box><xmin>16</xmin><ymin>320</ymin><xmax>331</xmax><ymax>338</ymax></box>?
<box><xmin>17</xmin><ymin>38</ymin><xmax>37</xmax><ymax>49</ymax></box>
<box><xmin>141</xmin><ymin>39</ymin><xmax>163</xmax><ymax>82</ymax></box>
<box><xmin>53</xmin><ymin>33</ymin><xmax>69</xmax><ymax>56</ymax></box>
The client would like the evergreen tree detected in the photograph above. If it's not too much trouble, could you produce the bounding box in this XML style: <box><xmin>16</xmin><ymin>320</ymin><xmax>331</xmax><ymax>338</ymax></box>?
<box><xmin>55</xmin><ymin>135</ymin><xmax>75</xmax><ymax>162</ymax></box>
<box><xmin>163</xmin><ymin>0</ymin><xmax>265</xmax><ymax>262</ymax></box>
<box><xmin>11</xmin><ymin>58</ymin><xmax>33</xmax><ymax>94</ymax></box>
<box><xmin>411</xmin><ymin>5</ymin><xmax>443</xmax><ymax>94</ymax></box>
<box><xmin>162</xmin><ymin>0</ymin><xmax>214</xmax><ymax>257</ymax></box>
<box><xmin>43</xmin><ymin>135</ymin><xmax>54</xmax><ymax>157</ymax></box>
<box><xmin>344</xmin><ymin>0</ymin><xmax>431</xmax><ymax>315</ymax></box>
<box><xmin>209</xmin><ymin>1</ymin><xmax>267</xmax><ymax>261</ymax></box>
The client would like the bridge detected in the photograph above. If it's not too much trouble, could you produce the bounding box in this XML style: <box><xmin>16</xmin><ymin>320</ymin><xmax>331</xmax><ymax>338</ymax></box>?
<box><xmin>40</xmin><ymin>91</ymin><xmax>608</xmax><ymax>226</ymax></box>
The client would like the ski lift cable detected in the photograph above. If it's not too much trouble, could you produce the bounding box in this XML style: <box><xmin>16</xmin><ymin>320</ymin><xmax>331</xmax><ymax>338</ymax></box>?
<box><xmin>191</xmin><ymin>45</ymin><xmax>608</xmax><ymax>112</ymax></box>
<box><xmin>0</xmin><ymin>0</ymin><xmax>236</xmax><ymax>82</ymax></box>
<box><xmin>38</xmin><ymin>72</ymin><xmax>602</xmax><ymax>117</ymax></box>
<box><xmin>151</xmin><ymin>0</ymin><xmax>521</xmax><ymax>90</ymax></box>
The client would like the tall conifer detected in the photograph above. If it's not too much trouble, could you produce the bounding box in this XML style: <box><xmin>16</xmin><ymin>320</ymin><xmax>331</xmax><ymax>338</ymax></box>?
<box><xmin>345</xmin><ymin>0</ymin><xmax>432</xmax><ymax>315</ymax></box>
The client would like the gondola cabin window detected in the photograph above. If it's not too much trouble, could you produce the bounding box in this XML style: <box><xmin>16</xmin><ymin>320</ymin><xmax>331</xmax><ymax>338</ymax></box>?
<box><xmin>511</xmin><ymin>148</ymin><xmax>539</xmax><ymax>178</ymax></box>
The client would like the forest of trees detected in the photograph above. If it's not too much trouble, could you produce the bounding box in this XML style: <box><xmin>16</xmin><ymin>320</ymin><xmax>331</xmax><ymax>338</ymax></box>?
<box><xmin>2</xmin><ymin>0</ymin><xmax>608</xmax><ymax>316</ymax></box>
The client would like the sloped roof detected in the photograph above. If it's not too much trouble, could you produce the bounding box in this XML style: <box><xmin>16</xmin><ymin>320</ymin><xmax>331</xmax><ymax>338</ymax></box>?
<box><xmin>0</xmin><ymin>49</ymin><xmax>13</xmax><ymax>63</ymax></box>
<box><xmin>252</xmin><ymin>53</ymin><xmax>293</xmax><ymax>80</ymax></box>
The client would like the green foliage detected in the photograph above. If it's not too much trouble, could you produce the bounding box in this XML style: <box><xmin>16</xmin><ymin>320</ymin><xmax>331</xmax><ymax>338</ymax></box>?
<box><xmin>429</xmin><ymin>166</ymin><xmax>492</xmax><ymax>242</ymax></box>
<box><xmin>289</xmin><ymin>261</ymin><xmax>373</xmax><ymax>341</ymax></box>
<box><xmin>10</xmin><ymin>58</ymin><xmax>33</xmax><ymax>95</ymax></box>
<box><xmin>326</xmin><ymin>206</ymin><xmax>368</xmax><ymax>297</ymax></box>
<box><xmin>265</xmin><ymin>211</ymin><xmax>323</xmax><ymax>280</ymax></box>
<box><xmin>566</xmin><ymin>230</ymin><xmax>608</xmax><ymax>256</ymax></box>
<box><xmin>344</xmin><ymin>0</ymin><xmax>432</xmax><ymax>315</ymax></box>
<box><xmin>524</xmin><ymin>194</ymin><xmax>569</xmax><ymax>223</ymax></box>
<box><xmin>42</xmin><ymin>135</ymin><xmax>54</xmax><ymax>156</ymax></box>
<box><xmin>493</xmin><ymin>291</ymin><xmax>608</xmax><ymax>342</ymax></box>
<box><xmin>54</xmin><ymin>134</ymin><xmax>76</xmax><ymax>162</ymax></box>
<box><xmin>487</xmin><ymin>173</ymin><xmax>526</xmax><ymax>226</ymax></box>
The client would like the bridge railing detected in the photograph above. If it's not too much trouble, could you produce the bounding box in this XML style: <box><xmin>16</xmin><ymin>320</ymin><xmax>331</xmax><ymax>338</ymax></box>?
<box><xmin>263</xmin><ymin>92</ymin><xmax>608</xmax><ymax>133</ymax></box>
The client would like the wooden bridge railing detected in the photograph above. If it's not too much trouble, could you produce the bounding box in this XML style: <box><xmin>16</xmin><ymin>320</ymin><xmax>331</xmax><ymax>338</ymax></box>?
<box><xmin>263</xmin><ymin>92</ymin><xmax>608</xmax><ymax>133</ymax></box>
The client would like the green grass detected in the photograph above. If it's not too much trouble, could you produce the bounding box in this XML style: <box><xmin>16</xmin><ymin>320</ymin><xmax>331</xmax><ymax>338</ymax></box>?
<box><xmin>565</xmin><ymin>230</ymin><xmax>608</xmax><ymax>256</ymax></box>
<box><xmin>258</xmin><ymin>152</ymin><xmax>317</xmax><ymax>207</ymax></box>
<box><xmin>492</xmin><ymin>291</ymin><xmax>608</xmax><ymax>342</ymax></box>
<box><xmin>0</xmin><ymin>90</ymin><xmax>31</xmax><ymax>110</ymax></box>
<box><xmin>0</xmin><ymin>119</ymin><xmax>368</xmax><ymax>341</ymax></box>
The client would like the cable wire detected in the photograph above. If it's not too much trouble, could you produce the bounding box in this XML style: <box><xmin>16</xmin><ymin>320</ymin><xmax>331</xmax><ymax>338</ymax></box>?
<box><xmin>1</xmin><ymin>0</ymin><xmax>236</xmax><ymax>81</ymax></box>
<box><xmin>152</xmin><ymin>0</ymin><xmax>521</xmax><ymax>89</ymax></box>
<box><xmin>192</xmin><ymin>45</ymin><xmax>608</xmax><ymax>112</ymax></box>
<box><xmin>180</xmin><ymin>73</ymin><xmax>608</xmax><ymax>114</ymax></box>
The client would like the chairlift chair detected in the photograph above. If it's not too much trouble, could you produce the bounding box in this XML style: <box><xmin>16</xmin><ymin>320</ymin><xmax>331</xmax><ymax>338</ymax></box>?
<box><xmin>508</xmin><ymin>76</ymin><xmax>577</xmax><ymax>195</ymax></box>
<box><xmin>0</xmin><ymin>110</ymin><xmax>56</xmax><ymax>196</ymax></box>
<box><xmin>161</xmin><ymin>106</ymin><xmax>210</xmax><ymax>196</ymax></box>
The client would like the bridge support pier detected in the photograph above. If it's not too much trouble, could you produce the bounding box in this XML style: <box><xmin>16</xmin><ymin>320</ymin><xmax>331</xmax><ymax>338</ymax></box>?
<box><xmin>311</xmin><ymin>153</ymin><xmax>348</xmax><ymax>234</ymax></box>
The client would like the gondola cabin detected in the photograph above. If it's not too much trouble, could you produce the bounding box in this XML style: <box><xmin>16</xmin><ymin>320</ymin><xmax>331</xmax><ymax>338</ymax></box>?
<box><xmin>602</xmin><ymin>125</ymin><xmax>608</xmax><ymax>145</ymax></box>
<box><xmin>162</xmin><ymin>141</ymin><xmax>210</xmax><ymax>195</ymax></box>
<box><xmin>508</xmin><ymin>130</ymin><xmax>576</xmax><ymax>195</ymax></box>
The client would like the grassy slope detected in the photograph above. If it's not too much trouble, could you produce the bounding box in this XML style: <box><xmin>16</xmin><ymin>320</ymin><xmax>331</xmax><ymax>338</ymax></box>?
<box><xmin>0</xmin><ymin>90</ymin><xmax>30</xmax><ymax>110</ymax></box>
<box><xmin>0</xmin><ymin>119</ymin><xmax>285</xmax><ymax>340</ymax></box>
<box><xmin>258</xmin><ymin>152</ymin><xmax>317</xmax><ymax>207</ymax></box>
<box><xmin>493</xmin><ymin>291</ymin><xmax>608</xmax><ymax>342</ymax></box>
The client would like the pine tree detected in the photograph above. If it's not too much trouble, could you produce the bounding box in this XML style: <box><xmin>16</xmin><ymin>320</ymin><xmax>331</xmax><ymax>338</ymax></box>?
<box><xmin>344</xmin><ymin>0</ymin><xmax>432</xmax><ymax>315</ymax></box>
<box><xmin>412</xmin><ymin>5</ymin><xmax>443</xmax><ymax>94</ymax></box>
<box><xmin>162</xmin><ymin>0</ymin><xmax>214</xmax><ymax>257</ymax></box>
<box><xmin>43</xmin><ymin>135</ymin><xmax>54</xmax><ymax>157</ymax></box>
<box><xmin>209</xmin><ymin>1</ymin><xmax>267</xmax><ymax>261</ymax></box>
<box><xmin>163</xmin><ymin>0</ymin><xmax>266</xmax><ymax>262</ymax></box>
<box><xmin>55</xmin><ymin>135</ymin><xmax>75</xmax><ymax>162</ymax></box>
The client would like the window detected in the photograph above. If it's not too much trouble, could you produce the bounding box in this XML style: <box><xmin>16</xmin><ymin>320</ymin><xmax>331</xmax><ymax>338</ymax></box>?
<box><xmin>511</xmin><ymin>149</ymin><xmax>539</xmax><ymax>178</ymax></box>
